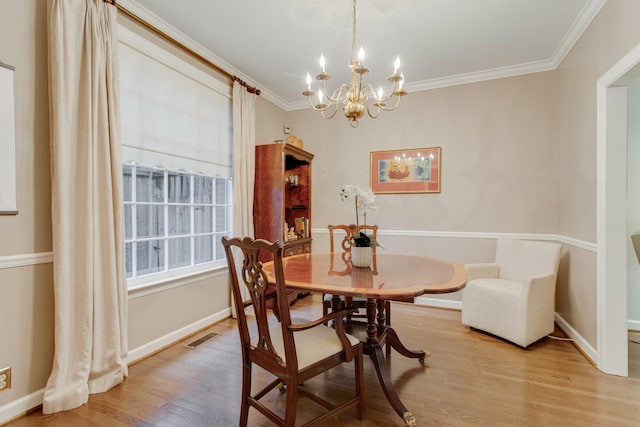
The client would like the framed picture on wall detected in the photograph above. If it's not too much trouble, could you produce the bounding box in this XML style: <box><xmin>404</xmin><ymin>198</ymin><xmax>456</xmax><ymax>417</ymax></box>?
<box><xmin>0</xmin><ymin>62</ymin><xmax>17</xmax><ymax>214</ymax></box>
<box><xmin>370</xmin><ymin>147</ymin><xmax>441</xmax><ymax>194</ymax></box>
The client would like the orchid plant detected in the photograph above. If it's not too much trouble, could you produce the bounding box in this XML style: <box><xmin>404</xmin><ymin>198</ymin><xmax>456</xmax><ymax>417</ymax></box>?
<box><xmin>339</xmin><ymin>184</ymin><xmax>381</xmax><ymax>247</ymax></box>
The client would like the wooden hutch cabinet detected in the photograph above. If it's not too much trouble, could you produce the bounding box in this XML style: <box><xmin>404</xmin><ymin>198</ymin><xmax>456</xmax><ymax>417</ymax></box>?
<box><xmin>254</xmin><ymin>143</ymin><xmax>314</xmax><ymax>261</ymax></box>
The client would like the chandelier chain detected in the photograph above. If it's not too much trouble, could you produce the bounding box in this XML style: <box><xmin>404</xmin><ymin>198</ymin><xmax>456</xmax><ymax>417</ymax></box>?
<box><xmin>351</xmin><ymin>0</ymin><xmax>357</xmax><ymax>61</ymax></box>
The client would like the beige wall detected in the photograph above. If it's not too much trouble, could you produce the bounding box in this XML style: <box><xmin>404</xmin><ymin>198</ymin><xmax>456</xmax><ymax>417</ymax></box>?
<box><xmin>554</xmin><ymin>0</ymin><xmax>640</xmax><ymax>345</ymax></box>
<box><xmin>0</xmin><ymin>0</ymin><xmax>54</xmax><ymax>410</ymax></box>
<box><xmin>256</xmin><ymin>95</ymin><xmax>287</xmax><ymax>146</ymax></box>
<box><xmin>289</xmin><ymin>72</ymin><xmax>558</xmax><ymax>239</ymax></box>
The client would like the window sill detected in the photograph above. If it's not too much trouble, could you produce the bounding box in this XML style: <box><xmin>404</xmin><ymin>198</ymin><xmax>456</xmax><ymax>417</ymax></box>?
<box><xmin>128</xmin><ymin>264</ymin><xmax>228</xmax><ymax>300</ymax></box>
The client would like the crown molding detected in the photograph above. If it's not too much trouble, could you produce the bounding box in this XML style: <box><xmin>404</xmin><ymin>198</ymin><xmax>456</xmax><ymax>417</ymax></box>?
<box><xmin>550</xmin><ymin>0</ymin><xmax>608</xmax><ymax>68</ymax></box>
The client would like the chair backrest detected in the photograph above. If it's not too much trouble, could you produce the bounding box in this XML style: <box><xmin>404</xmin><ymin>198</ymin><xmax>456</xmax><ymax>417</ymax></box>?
<box><xmin>221</xmin><ymin>236</ymin><xmax>297</xmax><ymax>372</ymax></box>
<box><xmin>495</xmin><ymin>238</ymin><xmax>562</xmax><ymax>282</ymax></box>
<box><xmin>328</xmin><ymin>224</ymin><xmax>378</xmax><ymax>253</ymax></box>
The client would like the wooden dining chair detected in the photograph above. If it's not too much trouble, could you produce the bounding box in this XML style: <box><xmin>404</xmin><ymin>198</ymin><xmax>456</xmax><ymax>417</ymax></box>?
<box><xmin>222</xmin><ymin>236</ymin><xmax>365</xmax><ymax>427</ymax></box>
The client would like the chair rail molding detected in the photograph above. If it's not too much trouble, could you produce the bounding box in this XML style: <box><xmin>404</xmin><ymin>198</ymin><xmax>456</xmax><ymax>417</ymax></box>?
<box><xmin>311</xmin><ymin>228</ymin><xmax>596</xmax><ymax>252</ymax></box>
<box><xmin>0</xmin><ymin>251</ymin><xmax>53</xmax><ymax>269</ymax></box>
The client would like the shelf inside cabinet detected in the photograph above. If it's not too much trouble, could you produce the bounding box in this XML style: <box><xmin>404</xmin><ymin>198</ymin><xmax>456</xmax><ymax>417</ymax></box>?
<box><xmin>286</xmin><ymin>183</ymin><xmax>308</xmax><ymax>189</ymax></box>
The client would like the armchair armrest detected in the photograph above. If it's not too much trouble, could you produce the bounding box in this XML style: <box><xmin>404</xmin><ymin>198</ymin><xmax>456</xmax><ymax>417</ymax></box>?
<box><xmin>521</xmin><ymin>272</ymin><xmax>557</xmax><ymax>296</ymax></box>
<box><xmin>289</xmin><ymin>307</ymin><xmax>359</xmax><ymax>362</ymax></box>
<box><xmin>465</xmin><ymin>263</ymin><xmax>499</xmax><ymax>281</ymax></box>
<box><xmin>523</xmin><ymin>272</ymin><xmax>556</xmax><ymax>289</ymax></box>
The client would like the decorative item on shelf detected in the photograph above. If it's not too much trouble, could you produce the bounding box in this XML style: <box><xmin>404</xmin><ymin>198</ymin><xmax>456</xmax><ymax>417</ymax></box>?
<box><xmin>286</xmin><ymin>134</ymin><xmax>304</xmax><ymax>149</ymax></box>
<box><xmin>339</xmin><ymin>184</ymin><xmax>381</xmax><ymax>268</ymax></box>
<box><xmin>302</xmin><ymin>0</ymin><xmax>407</xmax><ymax>127</ymax></box>
<box><xmin>285</xmin><ymin>174</ymin><xmax>299</xmax><ymax>185</ymax></box>
<box><xmin>286</xmin><ymin>227</ymin><xmax>298</xmax><ymax>241</ymax></box>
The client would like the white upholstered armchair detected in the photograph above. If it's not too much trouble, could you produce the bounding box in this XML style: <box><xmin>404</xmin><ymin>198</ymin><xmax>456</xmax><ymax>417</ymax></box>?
<box><xmin>461</xmin><ymin>239</ymin><xmax>562</xmax><ymax>348</ymax></box>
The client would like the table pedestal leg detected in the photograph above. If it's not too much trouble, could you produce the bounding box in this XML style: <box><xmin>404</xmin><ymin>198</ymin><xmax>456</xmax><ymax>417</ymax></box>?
<box><xmin>386</xmin><ymin>327</ymin><xmax>430</xmax><ymax>365</ymax></box>
<box><xmin>366</xmin><ymin>299</ymin><xmax>417</xmax><ymax>426</ymax></box>
<box><xmin>368</xmin><ymin>341</ymin><xmax>416</xmax><ymax>427</ymax></box>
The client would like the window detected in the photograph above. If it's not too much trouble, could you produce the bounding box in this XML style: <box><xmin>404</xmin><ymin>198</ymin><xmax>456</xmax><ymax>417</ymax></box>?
<box><xmin>118</xmin><ymin>26</ymin><xmax>233</xmax><ymax>288</ymax></box>
<box><xmin>123</xmin><ymin>165</ymin><xmax>231</xmax><ymax>281</ymax></box>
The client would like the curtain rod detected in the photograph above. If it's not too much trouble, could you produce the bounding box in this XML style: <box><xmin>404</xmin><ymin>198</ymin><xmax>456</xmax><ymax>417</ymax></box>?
<box><xmin>105</xmin><ymin>0</ymin><xmax>261</xmax><ymax>95</ymax></box>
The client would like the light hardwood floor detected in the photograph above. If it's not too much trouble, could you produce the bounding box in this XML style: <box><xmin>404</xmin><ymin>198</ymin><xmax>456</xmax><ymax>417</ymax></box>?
<box><xmin>7</xmin><ymin>294</ymin><xmax>640</xmax><ymax>426</ymax></box>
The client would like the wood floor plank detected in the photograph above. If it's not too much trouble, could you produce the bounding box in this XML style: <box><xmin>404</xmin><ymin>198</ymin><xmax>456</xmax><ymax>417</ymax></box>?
<box><xmin>6</xmin><ymin>294</ymin><xmax>640</xmax><ymax>426</ymax></box>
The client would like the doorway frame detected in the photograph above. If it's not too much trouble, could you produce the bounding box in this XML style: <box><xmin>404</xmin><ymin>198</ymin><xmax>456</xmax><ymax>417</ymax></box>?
<box><xmin>596</xmin><ymin>42</ymin><xmax>640</xmax><ymax>376</ymax></box>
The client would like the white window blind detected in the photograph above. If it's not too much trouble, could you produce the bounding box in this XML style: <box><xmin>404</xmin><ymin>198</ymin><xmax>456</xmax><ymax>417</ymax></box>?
<box><xmin>119</xmin><ymin>26</ymin><xmax>232</xmax><ymax>178</ymax></box>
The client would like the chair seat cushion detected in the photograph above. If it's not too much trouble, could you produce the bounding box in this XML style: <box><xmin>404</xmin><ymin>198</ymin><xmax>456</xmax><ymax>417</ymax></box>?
<box><xmin>269</xmin><ymin>325</ymin><xmax>360</xmax><ymax>370</ymax></box>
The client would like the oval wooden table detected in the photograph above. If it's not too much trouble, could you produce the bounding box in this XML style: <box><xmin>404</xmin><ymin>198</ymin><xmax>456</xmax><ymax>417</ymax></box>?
<box><xmin>263</xmin><ymin>252</ymin><xmax>467</xmax><ymax>427</ymax></box>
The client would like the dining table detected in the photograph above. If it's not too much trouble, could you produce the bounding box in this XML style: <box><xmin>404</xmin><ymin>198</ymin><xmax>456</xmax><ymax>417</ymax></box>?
<box><xmin>262</xmin><ymin>251</ymin><xmax>467</xmax><ymax>427</ymax></box>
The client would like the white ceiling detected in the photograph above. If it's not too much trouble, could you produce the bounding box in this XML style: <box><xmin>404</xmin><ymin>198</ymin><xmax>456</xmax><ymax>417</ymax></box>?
<box><xmin>129</xmin><ymin>0</ymin><xmax>606</xmax><ymax>110</ymax></box>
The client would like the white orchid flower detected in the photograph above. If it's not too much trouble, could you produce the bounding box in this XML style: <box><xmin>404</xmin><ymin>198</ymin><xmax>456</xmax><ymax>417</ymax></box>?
<box><xmin>340</xmin><ymin>184</ymin><xmax>378</xmax><ymax>233</ymax></box>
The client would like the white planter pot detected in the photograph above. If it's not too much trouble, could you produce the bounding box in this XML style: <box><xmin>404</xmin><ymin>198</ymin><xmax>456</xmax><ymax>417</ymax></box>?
<box><xmin>351</xmin><ymin>246</ymin><xmax>372</xmax><ymax>268</ymax></box>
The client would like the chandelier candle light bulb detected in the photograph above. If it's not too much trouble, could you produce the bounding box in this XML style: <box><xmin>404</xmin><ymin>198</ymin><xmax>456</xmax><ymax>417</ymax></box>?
<box><xmin>302</xmin><ymin>0</ymin><xmax>407</xmax><ymax>127</ymax></box>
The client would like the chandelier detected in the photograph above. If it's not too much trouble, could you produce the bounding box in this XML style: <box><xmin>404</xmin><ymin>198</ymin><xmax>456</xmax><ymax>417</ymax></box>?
<box><xmin>302</xmin><ymin>0</ymin><xmax>406</xmax><ymax>128</ymax></box>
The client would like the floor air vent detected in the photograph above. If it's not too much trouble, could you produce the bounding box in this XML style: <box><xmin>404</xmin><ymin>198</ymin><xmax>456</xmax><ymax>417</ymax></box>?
<box><xmin>185</xmin><ymin>332</ymin><xmax>218</xmax><ymax>349</ymax></box>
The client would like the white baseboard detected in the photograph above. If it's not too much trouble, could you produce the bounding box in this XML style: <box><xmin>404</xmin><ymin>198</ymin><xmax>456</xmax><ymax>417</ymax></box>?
<box><xmin>554</xmin><ymin>313</ymin><xmax>597</xmax><ymax>364</ymax></box>
<box><xmin>127</xmin><ymin>307</ymin><xmax>231</xmax><ymax>364</ymax></box>
<box><xmin>413</xmin><ymin>296</ymin><xmax>462</xmax><ymax>310</ymax></box>
<box><xmin>629</xmin><ymin>319</ymin><xmax>640</xmax><ymax>331</ymax></box>
<box><xmin>0</xmin><ymin>388</ymin><xmax>44</xmax><ymax>425</ymax></box>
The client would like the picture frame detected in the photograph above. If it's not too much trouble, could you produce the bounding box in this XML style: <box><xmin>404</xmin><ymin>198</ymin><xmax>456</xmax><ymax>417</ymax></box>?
<box><xmin>370</xmin><ymin>147</ymin><xmax>441</xmax><ymax>194</ymax></box>
<box><xmin>0</xmin><ymin>62</ymin><xmax>17</xmax><ymax>214</ymax></box>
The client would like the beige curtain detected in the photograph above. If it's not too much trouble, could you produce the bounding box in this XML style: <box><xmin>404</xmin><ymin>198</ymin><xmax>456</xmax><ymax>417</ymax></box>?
<box><xmin>44</xmin><ymin>0</ymin><xmax>128</xmax><ymax>413</ymax></box>
<box><xmin>231</xmin><ymin>82</ymin><xmax>257</xmax><ymax>315</ymax></box>
<box><xmin>232</xmin><ymin>81</ymin><xmax>257</xmax><ymax>239</ymax></box>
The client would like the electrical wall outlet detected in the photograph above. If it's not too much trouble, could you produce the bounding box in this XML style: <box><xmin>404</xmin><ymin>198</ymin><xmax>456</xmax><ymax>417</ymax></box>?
<box><xmin>0</xmin><ymin>367</ymin><xmax>11</xmax><ymax>392</ymax></box>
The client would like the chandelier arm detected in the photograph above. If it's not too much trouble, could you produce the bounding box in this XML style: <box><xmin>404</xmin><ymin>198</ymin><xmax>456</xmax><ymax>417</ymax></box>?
<box><xmin>307</xmin><ymin>97</ymin><xmax>328</xmax><ymax>112</ymax></box>
<box><xmin>366</xmin><ymin>103</ymin><xmax>381</xmax><ymax>119</ymax></box>
<box><xmin>326</xmin><ymin>84</ymin><xmax>350</xmax><ymax>104</ymax></box>
<box><xmin>361</xmin><ymin>83</ymin><xmax>377</xmax><ymax>99</ymax></box>
<box><xmin>376</xmin><ymin>94</ymin><xmax>403</xmax><ymax>112</ymax></box>
<box><xmin>320</xmin><ymin>103</ymin><xmax>341</xmax><ymax>119</ymax></box>
<box><xmin>375</xmin><ymin>80</ymin><xmax>400</xmax><ymax>103</ymax></box>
